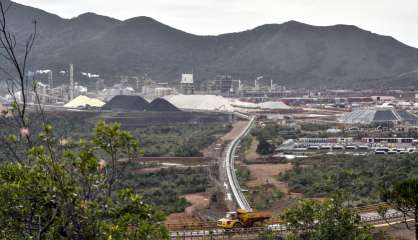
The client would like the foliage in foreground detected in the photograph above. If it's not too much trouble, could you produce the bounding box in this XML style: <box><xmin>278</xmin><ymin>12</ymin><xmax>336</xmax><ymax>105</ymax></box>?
<box><xmin>0</xmin><ymin>122</ymin><xmax>168</xmax><ymax>239</ymax></box>
<box><xmin>282</xmin><ymin>197</ymin><xmax>372</xmax><ymax>240</ymax></box>
<box><xmin>0</xmin><ymin>3</ymin><xmax>169</xmax><ymax>238</ymax></box>
<box><xmin>380</xmin><ymin>178</ymin><xmax>418</xmax><ymax>240</ymax></box>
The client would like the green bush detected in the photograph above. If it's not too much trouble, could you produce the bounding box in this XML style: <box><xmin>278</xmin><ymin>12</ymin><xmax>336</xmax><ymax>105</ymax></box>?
<box><xmin>247</xmin><ymin>184</ymin><xmax>284</xmax><ymax>210</ymax></box>
<box><xmin>236</xmin><ymin>164</ymin><xmax>252</xmax><ymax>182</ymax></box>
<box><xmin>280</xmin><ymin>154</ymin><xmax>418</xmax><ymax>205</ymax></box>
<box><xmin>256</xmin><ymin>138</ymin><xmax>275</xmax><ymax>155</ymax></box>
<box><xmin>283</xmin><ymin>197</ymin><xmax>372</xmax><ymax>240</ymax></box>
<box><xmin>122</xmin><ymin>167</ymin><xmax>209</xmax><ymax>214</ymax></box>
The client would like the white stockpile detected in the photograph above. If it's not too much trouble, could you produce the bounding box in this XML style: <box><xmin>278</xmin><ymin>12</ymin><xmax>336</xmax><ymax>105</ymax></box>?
<box><xmin>64</xmin><ymin>95</ymin><xmax>105</xmax><ymax>108</ymax></box>
<box><xmin>164</xmin><ymin>94</ymin><xmax>291</xmax><ymax>112</ymax></box>
<box><xmin>259</xmin><ymin>101</ymin><xmax>290</xmax><ymax>110</ymax></box>
<box><xmin>163</xmin><ymin>95</ymin><xmax>234</xmax><ymax>112</ymax></box>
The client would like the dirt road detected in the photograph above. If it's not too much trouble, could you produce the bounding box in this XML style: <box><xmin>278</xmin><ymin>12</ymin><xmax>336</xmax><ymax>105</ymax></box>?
<box><xmin>221</xmin><ymin>121</ymin><xmax>248</xmax><ymax>142</ymax></box>
<box><xmin>245</xmin><ymin>163</ymin><xmax>293</xmax><ymax>193</ymax></box>
<box><xmin>165</xmin><ymin>192</ymin><xmax>209</xmax><ymax>225</ymax></box>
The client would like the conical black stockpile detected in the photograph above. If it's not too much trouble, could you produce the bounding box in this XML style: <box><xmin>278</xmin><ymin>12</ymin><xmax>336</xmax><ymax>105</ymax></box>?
<box><xmin>102</xmin><ymin>95</ymin><xmax>150</xmax><ymax>111</ymax></box>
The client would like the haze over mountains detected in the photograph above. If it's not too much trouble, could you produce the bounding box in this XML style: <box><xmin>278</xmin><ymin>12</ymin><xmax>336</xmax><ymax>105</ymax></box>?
<box><xmin>3</xmin><ymin>0</ymin><xmax>418</xmax><ymax>88</ymax></box>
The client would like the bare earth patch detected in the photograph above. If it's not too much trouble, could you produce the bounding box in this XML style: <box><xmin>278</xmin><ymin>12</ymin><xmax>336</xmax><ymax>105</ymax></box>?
<box><xmin>245</xmin><ymin>137</ymin><xmax>261</xmax><ymax>161</ymax></box>
<box><xmin>165</xmin><ymin>213</ymin><xmax>197</xmax><ymax>225</ymax></box>
<box><xmin>201</xmin><ymin>139</ymin><xmax>222</xmax><ymax>159</ymax></box>
<box><xmin>221</xmin><ymin>121</ymin><xmax>248</xmax><ymax>142</ymax></box>
<box><xmin>244</xmin><ymin>163</ymin><xmax>302</xmax><ymax>213</ymax></box>
<box><xmin>135</xmin><ymin>164</ymin><xmax>204</xmax><ymax>174</ymax></box>
<box><xmin>183</xmin><ymin>192</ymin><xmax>210</xmax><ymax>211</ymax></box>
<box><xmin>245</xmin><ymin>164</ymin><xmax>292</xmax><ymax>193</ymax></box>
<box><xmin>201</xmin><ymin>121</ymin><xmax>248</xmax><ymax>159</ymax></box>
<box><xmin>245</xmin><ymin>163</ymin><xmax>302</xmax><ymax>199</ymax></box>
<box><xmin>165</xmin><ymin>193</ymin><xmax>209</xmax><ymax>225</ymax></box>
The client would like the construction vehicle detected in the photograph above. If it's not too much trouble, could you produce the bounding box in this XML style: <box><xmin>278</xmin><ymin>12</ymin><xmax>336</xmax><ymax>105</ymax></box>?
<box><xmin>217</xmin><ymin>208</ymin><xmax>272</xmax><ymax>229</ymax></box>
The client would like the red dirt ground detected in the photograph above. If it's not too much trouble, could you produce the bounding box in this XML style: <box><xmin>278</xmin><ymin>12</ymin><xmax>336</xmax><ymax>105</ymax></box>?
<box><xmin>135</xmin><ymin>164</ymin><xmax>205</xmax><ymax>174</ymax></box>
<box><xmin>165</xmin><ymin>213</ymin><xmax>197</xmax><ymax>225</ymax></box>
<box><xmin>221</xmin><ymin>121</ymin><xmax>248</xmax><ymax>142</ymax></box>
<box><xmin>201</xmin><ymin>120</ymin><xmax>248</xmax><ymax>159</ymax></box>
<box><xmin>165</xmin><ymin>193</ymin><xmax>209</xmax><ymax>225</ymax></box>
<box><xmin>244</xmin><ymin>163</ymin><xmax>302</xmax><ymax>213</ymax></box>
<box><xmin>245</xmin><ymin>137</ymin><xmax>261</xmax><ymax>161</ymax></box>
<box><xmin>245</xmin><ymin>163</ymin><xmax>294</xmax><ymax>194</ymax></box>
<box><xmin>183</xmin><ymin>193</ymin><xmax>210</xmax><ymax>214</ymax></box>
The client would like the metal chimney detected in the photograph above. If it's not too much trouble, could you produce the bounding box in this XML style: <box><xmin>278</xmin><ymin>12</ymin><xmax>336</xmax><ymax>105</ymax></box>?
<box><xmin>69</xmin><ymin>64</ymin><xmax>74</xmax><ymax>100</ymax></box>
<box><xmin>48</xmin><ymin>71</ymin><xmax>53</xmax><ymax>89</ymax></box>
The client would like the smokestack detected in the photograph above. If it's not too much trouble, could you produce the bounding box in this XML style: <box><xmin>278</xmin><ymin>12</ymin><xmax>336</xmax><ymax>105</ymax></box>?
<box><xmin>69</xmin><ymin>64</ymin><xmax>74</xmax><ymax>100</ymax></box>
<box><xmin>48</xmin><ymin>71</ymin><xmax>53</xmax><ymax>89</ymax></box>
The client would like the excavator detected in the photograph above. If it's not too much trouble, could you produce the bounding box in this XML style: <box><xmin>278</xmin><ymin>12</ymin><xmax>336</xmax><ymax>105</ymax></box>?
<box><xmin>217</xmin><ymin>208</ymin><xmax>272</xmax><ymax>229</ymax></box>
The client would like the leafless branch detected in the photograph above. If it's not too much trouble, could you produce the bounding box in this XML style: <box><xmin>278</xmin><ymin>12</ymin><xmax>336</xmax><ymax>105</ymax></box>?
<box><xmin>0</xmin><ymin>0</ymin><xmax>37</xmax><ymax>129</ymax></box>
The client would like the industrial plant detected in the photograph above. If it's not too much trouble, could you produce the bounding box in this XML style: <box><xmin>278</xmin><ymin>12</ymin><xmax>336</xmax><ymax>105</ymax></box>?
<box><xmin>2</xmin><ymin>0</ymin><xmax>418</xmax><ymax>239</ymax></box>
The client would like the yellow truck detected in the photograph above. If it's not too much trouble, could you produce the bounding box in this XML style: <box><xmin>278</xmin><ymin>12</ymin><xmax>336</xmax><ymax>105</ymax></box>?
<box><xmin>217</xmin><ymin>208</ymin><xmax>272</xmax><ymax>229</ymax></box>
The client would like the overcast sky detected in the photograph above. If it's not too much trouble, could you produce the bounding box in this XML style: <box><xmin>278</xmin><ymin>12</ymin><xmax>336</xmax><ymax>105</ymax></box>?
<box><xmin>13</xmin><ymin>0</ymin><xmax>418</xmax><ymax>48</ymax></box>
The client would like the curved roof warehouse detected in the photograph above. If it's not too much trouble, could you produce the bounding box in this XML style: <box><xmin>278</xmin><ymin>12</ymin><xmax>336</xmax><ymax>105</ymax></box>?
<box><xmin>339</xmin><ymin>109</ymin><xmax>418</xmax><ymax>125</ymax></box>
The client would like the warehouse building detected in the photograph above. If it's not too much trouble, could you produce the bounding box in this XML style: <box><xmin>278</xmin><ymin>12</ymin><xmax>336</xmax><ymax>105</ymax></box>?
<box><xmin>339</xmin><ymin>108</ymin><xmax>418</xmax><ymax>125</ymax></box>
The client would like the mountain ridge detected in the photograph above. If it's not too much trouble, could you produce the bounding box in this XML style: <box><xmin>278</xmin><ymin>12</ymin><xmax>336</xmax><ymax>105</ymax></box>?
<box><xmin>1</xmin><ymin>0</ymin><xmax>417</xmax><ymax>88</ymax></box>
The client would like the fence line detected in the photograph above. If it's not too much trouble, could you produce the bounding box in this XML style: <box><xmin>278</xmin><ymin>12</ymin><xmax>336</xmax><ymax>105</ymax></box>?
<box><xmin>169</xmin><ymin>211</ymin><xmax>412</xmax><ymax>239</ymax></box>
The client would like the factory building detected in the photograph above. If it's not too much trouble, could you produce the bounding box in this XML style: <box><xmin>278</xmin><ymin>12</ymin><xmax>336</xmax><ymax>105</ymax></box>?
<box><xmin>180</xmin><ymin>73</ymin><xmax>194</xmax><ymax>94</ymax></box>
<box><xmin>339</xmin><ymin>108</ymin><xmax>418</xmax><ymax>125</ymax></box>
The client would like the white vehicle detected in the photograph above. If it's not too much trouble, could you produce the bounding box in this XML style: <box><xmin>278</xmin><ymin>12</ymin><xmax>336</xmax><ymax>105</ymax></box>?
<box><xmin>358</xmin><ymin>145</ymin><xmax>369</xmax><ymax>150</ymax></box>
<box><xmin>387</xmin><ymin>150</ymin><xmax>398</xmax><ymax>155</ymax></box>
<box><xmin>408</xmin><ymin>148</ymin><xmax>416</xmax><ymax>153</ymax></box>
<box><xmin>345</xmin><ymin>145</ymin><xmax>357</xmax><ymax>150</ymax></box>
<box><xmin>375</xmin><ymin>151</ymin><xmax>386</xmax><ymax>155</ymax></box>
<box><xmin>320</xmin><ymin>145</ymin><xmax>332</xmax><ymax>150</ymax></box>
<box><xmin>375</xmin><ymin>147</ymin><xmax>389</xmax><ymax>152</ymax></box>
<box><xmin>308</xmin><ymin>145</ymin><xmax>320</xmax><ymax>150</ymax></box>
